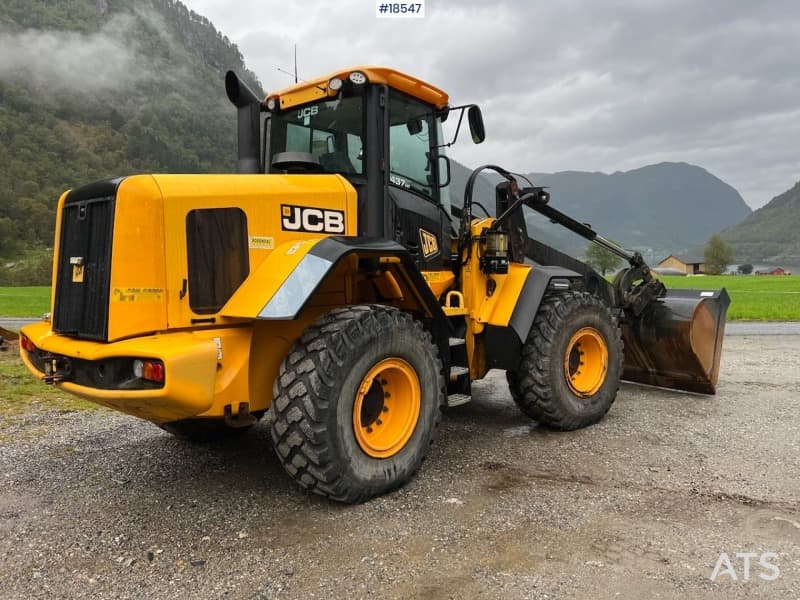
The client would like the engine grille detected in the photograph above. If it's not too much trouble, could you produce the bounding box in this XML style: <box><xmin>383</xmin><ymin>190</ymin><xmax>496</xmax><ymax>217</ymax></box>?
<box><xmin>52</xmin><ymin>182</ymin><xmax>118</xmax><ymax>340</ymax></box>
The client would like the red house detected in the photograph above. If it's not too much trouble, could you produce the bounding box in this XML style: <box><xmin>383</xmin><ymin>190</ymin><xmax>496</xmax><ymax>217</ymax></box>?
<box><xmin>755</xmin><ymin>267</ymin><xmax>791</xmax><ymax>275</ymax></box>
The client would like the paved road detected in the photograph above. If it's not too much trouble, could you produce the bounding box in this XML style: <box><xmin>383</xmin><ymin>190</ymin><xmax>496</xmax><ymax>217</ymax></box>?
<box><xmin>0</xmin><ymin>318</ymin><xmax>35</xmax><ymax>333</ymax></box>
<box><xmin>725</xmin><ymin>321</ymin><xmax>800</xmax><ymax>335</ymax></box>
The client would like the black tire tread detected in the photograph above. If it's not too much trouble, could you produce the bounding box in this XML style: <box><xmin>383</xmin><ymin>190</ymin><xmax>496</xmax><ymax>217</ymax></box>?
<box><xmin>270</xmin><ymin>305</ymin><xmax>445</xmax><ymax>503</ymax></box>
<box><xmin>507</xmin><ymin>291</ymin><xmax>623</xmax><ymax>431</ymax></box>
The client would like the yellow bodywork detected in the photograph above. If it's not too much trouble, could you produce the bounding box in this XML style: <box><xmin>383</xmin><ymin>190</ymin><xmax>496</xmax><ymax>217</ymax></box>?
<box><xmin>21</xmin><ymin>205</ymin><xmax>531</xmax><ymax>425</ymax></box>
<box><xmin>21</xmin><ymin>173</ymin><xmax>358</xmax><ymax>423</ymax></box>
<box><xmin>21</xmin><ymin>171</ymin><xmax>530</xmax><ymax>425</ymax></box>
<box><xmin>267</xmin><ymin>66</ymin><xmax>450</xmax><ymax>111</ymax></box>
<box><xmin>455</xmin><ymin>219</ymin><xmax>533</xmax><ymax>378</ymax></box>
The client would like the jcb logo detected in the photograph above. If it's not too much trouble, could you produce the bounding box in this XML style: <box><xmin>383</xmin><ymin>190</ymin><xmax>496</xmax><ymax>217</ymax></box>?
<box><xmin>419</xmin><ymin>229</ymin><xmax>439</xmax><ymax>259</ymax></box>
<box><xmin>281</xmin><ymin>204</ymin><xmax>345</xmax><ymax>234</ymax></box>
<box><xmin>297</xmin><ymin>106</ymin><xmax>319</xmax><ymax>120</ymax></box>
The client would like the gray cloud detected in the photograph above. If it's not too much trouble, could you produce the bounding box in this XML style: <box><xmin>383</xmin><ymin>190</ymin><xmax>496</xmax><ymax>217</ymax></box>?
<box><xmin>187</xmin><ymin>0</ymin><xmax>799</xmax><ymax>208</ymax></box>
<box><xmin>0</xmin><ymin>15</ymin><xmax>145</xmax><ymax>92</ymax></box>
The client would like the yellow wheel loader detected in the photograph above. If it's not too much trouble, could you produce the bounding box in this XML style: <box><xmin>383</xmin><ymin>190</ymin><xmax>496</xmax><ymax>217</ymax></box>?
<box><xmin>19</xmin><ymin>66</ymin><xmax>729</xmax><ymax>503</ymax></box>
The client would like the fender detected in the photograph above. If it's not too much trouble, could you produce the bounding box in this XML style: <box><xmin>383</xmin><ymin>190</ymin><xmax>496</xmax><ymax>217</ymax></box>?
<box><xmin>484</xmin><ymin>265</ymin><xmax>583</xmax><ymax>371</ymax></box>
<box><xmin>222</xmin><ymin>236</ymin><xmax>448</xmax><ymax>322</ymax></box>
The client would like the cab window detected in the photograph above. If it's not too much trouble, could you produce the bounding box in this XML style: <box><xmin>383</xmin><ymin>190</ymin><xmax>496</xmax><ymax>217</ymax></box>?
<box><xmin>389</xmin><ymin>93</ymin><xmax>437</xmax><ymax>201</ymax></box>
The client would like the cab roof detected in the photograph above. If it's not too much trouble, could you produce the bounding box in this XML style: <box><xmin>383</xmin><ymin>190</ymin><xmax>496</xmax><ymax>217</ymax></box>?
<box><xmin>265</xmin><ymin>66</ymin><xmax>450</xmax><ymax>111</ymax></box>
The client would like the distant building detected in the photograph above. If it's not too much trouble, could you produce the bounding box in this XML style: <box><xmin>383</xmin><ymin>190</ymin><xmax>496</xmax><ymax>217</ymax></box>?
<box><xmin>657</xmin><ymin>255</ymin><xmax>707</xmax><ymax>275</ymax></box>
<box><xmin>755</xmin><ymin>267</ymin><xmax>791</xmax><ymax>275</ymax></box>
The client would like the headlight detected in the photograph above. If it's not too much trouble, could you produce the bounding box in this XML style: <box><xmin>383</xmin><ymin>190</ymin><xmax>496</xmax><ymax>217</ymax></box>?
<box><xmin>348</xmin><ymin>71</ymin><xmax>367</xmax><ymax>85</ymax></box>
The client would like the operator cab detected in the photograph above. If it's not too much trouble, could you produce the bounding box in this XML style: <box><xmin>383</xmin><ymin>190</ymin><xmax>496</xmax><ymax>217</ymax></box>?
<box><xmin>258</xmin><ymin>67</ymin><xmax>485</xmax><ymax>270</ymax></box>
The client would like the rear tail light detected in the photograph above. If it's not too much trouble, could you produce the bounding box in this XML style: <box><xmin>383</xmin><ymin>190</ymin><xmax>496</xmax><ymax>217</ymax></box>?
<box><xmin>133</xmin><ymin>359</ymin><xmax>165</xmax><ymax>383</ymax></box>
<box><xmin>20</xmin><ymin>335</ymin><xmax>35</xmax><ymax>353</ymax></box>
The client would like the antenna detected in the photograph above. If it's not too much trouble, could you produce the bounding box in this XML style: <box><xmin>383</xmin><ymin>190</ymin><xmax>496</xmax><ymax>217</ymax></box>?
<box><xmin>274</xmin><ymin>47</ymin><xmax>325</xmax><ymax>92</ymax></box>
<box><xmin>276</xmin><ymin>67</ymin><xmax>299</xmax><ymax>80</ymax></box>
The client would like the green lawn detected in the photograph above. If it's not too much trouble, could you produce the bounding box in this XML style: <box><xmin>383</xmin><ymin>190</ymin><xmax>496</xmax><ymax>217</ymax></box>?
<box><xmin>659</xmin><ymin>274</ymin><xmax>799</xmax><ymax>321</ymax></box>
<box><xmin>0</xmin><ymin>276</ymin><xmax>798</xmax><ymax>322</ymax></box>
<box><xmin>0</xmin><ymin>287</ymin><xmax>51</xmax><ymax>317</ymax></box>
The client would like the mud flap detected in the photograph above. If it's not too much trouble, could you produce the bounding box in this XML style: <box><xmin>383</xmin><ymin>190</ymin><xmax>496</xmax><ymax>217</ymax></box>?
<box><xmin>621</xmin><ymin>288</ymin><xmax>730</xmax><ymax>394</ymax></box>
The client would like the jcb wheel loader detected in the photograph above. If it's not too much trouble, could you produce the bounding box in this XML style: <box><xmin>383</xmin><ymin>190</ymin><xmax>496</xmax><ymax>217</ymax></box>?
<box><xmin>19</xmin><ymin>66</ymin><xmax>729</xmax><ymax>503</ymax></box>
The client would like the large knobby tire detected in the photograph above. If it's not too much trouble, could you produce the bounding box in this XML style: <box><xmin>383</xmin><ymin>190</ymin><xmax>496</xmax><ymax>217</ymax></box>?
<box><xmin>507</xmin><ymin>291</ymin><xmax>623</xmax><ymax>431</ymax></box>
<box><xmin>270</xmin><ymin>305</ymin><xmax>446</xmax><ymax>503</ymax></box>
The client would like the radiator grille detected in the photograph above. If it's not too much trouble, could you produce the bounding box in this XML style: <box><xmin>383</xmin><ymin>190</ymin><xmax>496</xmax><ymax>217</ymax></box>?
<box><xmin>52</xmin><ymin>194</ymin><xmax>115</xmax><ymax>340</ymax></box>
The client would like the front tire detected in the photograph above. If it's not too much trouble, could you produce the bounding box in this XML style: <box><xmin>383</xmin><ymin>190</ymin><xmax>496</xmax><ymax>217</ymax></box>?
<box><xmin>507</xmin><ymin>291</ymin><xmax>623</xmax><ymax>430</ymax></box>
<box><xmin>270</xmin><ymin>305</ymin><xmax>445</xmax><ymax>503</ymax></box>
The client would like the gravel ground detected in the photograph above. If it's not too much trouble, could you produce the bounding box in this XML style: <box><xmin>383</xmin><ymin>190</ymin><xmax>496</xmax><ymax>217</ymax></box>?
<box><xmin>1</xmin><ymin>334</ymin><xmax>798</xmax><ymax>599</ymax></box>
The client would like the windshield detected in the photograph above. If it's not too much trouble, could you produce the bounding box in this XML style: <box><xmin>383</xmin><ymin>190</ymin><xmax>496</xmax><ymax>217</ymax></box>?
<box><xmin>268</xmin><ymin>95</ymin><xmax>365</xmax><ymax>174</ymax></box>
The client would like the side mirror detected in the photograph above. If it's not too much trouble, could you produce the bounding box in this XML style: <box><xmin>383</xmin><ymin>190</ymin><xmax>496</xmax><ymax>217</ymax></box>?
<box><xmin>407</xmin><ymin>118</ymin><xmax>423</xmax><ymax>135</ymax></box>
<box><xmin>467</xmin><ymin>105</ymin><xmax>485</xmax><ymax>144</ymax></box>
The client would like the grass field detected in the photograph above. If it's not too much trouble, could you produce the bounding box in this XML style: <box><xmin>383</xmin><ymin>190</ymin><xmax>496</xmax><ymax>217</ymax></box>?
<box><xmin>659</xmin><ymin>274</ymin><xmax>799</xmax><ymax>321</ymax></box>
<box><xmin>0</xmin><ymin>276</ymin><xmax>798</xmax><ymax>321</ymax></box>
<box><xmin>0</xmin><ymin>286</ymin><xmax>51</xmax><ymax>317</ymax></box>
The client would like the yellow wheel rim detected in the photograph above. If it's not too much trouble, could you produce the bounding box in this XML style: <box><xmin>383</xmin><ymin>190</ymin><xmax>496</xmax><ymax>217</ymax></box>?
<box><xmin>563</xmin><ymin>327</ymin><xmax>608</xmax><ymax>397</ymax></box>
<box><xmin>353</xmin><ymin>358</ymin><xmax>421</xmax><ymax>459</ymax></box>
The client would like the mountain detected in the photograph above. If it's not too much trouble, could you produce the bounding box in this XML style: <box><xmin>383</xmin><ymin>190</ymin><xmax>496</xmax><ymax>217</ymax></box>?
<box><xmin>720</xmin><ymin>181</ymin><xmax>800</xmax><ymax>264</ymax></box>
<box><xmin>448</xmin><ymin>161</ymin><xmax>752</xmax><ymax>260</ymax></box>
<box><xmin>0</xmin><ymin>4</ymin><xmax>755</xmax><ymax>278</ymax></box>
<box><xmin>0</xmin><ymin>0</ymin><xmax>261</xmax><ymax>265</ymax></box>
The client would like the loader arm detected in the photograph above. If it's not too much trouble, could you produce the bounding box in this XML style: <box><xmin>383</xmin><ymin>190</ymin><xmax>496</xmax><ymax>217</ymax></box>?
<box><xmin>460</xmin><ymin>165</ymin><xmax>730</xmax><ymax>395</ymax></box>
<box><xmin>517</xmin><ymin>191</ymin><xmax>731</xmax><ymax>394</ymax></box>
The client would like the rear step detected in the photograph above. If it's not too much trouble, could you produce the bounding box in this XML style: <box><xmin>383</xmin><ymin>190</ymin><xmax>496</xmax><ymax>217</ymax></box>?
<box><xmin>447</xmin><ymin>337</ymin><xmax>471</xmax><ymax>406</ymax></box>
<box><xmin>447</xmin><ymin>393</ymin><xmax>471</xmax><ymax>408</ymax></box>
<box><xmin>449</xmin><ymin>366</ymin><xmax>469</xmax><ymax>381</ymax></box>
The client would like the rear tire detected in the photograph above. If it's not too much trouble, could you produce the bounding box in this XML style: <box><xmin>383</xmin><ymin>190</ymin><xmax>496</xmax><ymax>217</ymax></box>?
<box><xmin>507</xmin><ymin>291</ymin><xmax>622</xmax><ymax>430</ymax></box>
<box><xmin>270</xmin><ymin>305</ymin><xmax>445</xmax><ymax>503</ymax></box>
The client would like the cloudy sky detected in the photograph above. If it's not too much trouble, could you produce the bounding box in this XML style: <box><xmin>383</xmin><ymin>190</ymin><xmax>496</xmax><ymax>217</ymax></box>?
<box><xmin>185</xmin><ymin>0</ymin><xmax>799</xmax><ymax>209</ymax></box>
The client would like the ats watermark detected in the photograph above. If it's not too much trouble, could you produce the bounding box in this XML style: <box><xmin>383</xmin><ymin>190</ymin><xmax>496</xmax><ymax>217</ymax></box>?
<box><xmin>710</xmin><ymin>552</ymin><xmax>780</xmax><ymax>582</ymax></box>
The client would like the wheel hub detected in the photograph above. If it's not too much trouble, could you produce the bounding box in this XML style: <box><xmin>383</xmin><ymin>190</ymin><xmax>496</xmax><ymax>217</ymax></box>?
<box><xmin>353</xmin><ymin>358</ymin><xmax>420</xmax><ymax>458</ymax></box>
<box><xmin>564</xmin><ymin>327</ymin><xmax>608</xmax><ymax>397</ymax></box>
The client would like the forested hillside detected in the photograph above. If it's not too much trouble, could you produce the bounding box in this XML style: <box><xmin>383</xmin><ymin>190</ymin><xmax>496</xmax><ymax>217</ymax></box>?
<box><xmin>720</xmin><ymin>181</ymin><xmax>800</xmax><ymax>264</ymax></box>
<box><xmin>0</xmin><ymin>0</ymin><xmax>261</xmax><ymax>278</ymax></box>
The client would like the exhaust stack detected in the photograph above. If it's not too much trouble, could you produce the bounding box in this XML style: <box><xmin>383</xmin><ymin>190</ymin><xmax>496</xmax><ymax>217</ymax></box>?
<box><xmin>225</xmin><ymin>71</ymin><xmax>263</xmax><ymax>174</ymax></box>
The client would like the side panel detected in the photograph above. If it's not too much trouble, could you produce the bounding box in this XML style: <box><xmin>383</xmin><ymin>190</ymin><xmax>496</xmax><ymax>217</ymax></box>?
<box><xmin>156</xmin><ymin>173</ymin><xmax>358</xmax><ymax>330</ymax></box>
<box><xmin>107</xmin><ymin>176</ymin><xmax>168</xmax><ymax>341</ymax></box>
<box><xmin>388</xmin><ymin>187</ymin><xmax>449</xmax><ymax>271</ymax></box>
<box><xmin>480</xmin><ymin>265</ymin><xmax>583</xmax><ymax>372</ymax></box>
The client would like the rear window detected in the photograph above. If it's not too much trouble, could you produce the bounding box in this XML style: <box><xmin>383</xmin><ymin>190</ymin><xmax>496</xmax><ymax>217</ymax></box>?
<box><xmin>186</xmin><ymin>208</ymin><xmax>249</xmax><ymax>314</ymax></box>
